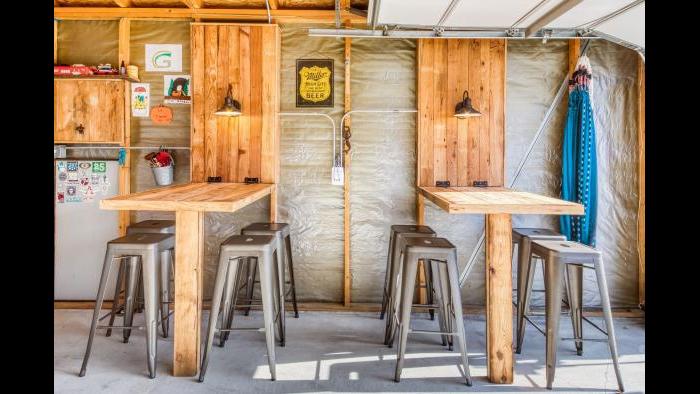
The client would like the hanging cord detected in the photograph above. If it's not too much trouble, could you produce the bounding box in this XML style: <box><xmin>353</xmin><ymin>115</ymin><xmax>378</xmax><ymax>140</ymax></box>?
<box><xmin>264</xmin><ymin>0</ymin><xmax>272</xmax><ymax>24</ymax></box>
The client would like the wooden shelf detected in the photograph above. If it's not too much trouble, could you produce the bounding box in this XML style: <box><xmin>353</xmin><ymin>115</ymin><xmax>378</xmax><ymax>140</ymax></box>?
<box><xmin>54</xmin><ymin>74</ymin><xmax>139</xmax><ymax>83</ymax></box>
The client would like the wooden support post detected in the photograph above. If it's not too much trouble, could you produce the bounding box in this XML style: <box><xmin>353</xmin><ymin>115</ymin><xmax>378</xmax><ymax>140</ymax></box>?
<box><xmin>54</xmin><ymin>20</ymin><xmax>58</xmax><ymax>64</ymax></box>
<box><xmin>118</xmin><ymin>17</ymin><xmax>131</xmax><ymax>236</ymax></box>
<box><xmin>416</xmin><ymin>193</ymin><xmax>425</xmax><ymax>225</ymax></box>
<box><xmin>173</xmin><ymin>210</ymin><xmax>204</xmax><ymax>376</ymax></box>
<box><xmin>568</xmin><ymin>38</ymin><xmax>581</xmax><ymax>78</ymax></box>
<box><xmin>269</xmin><ymin>184</ymin><xmax>277</xmax><ymax>223</ymax></box>
<box><xmin>418</xmin><ymin>260</ymin><xmax>427</xmax><ymax>307</ymax></box>
<box><xmin>637</xmin><ymin>56</ymin><xmax>645</xmax><ymax>308</ymax></box>
<box><xmin>343</xmin><ymin>35</ymin><xmax>352</xmax><ymax>306</ymax></box>
<box><xmin>485</xmin><ymin>213</ymin><xmax>513</xmax><ymax>384</ymax></box>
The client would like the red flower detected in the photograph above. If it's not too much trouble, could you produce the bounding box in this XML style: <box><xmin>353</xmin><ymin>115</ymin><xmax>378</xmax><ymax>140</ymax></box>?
<box><xmin>155</xmin><ymin>151</ymin><xmax>172</xmax><ymax>166</ymax></box>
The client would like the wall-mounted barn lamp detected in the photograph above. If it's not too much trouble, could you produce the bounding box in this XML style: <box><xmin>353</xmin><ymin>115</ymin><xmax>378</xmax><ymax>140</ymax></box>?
<box><xmin>214</xmin><ymin>84</ymin><xmax>242</xmax><ymax>117</ymax></box>
<box><xmin>454</xmin><ymin>90</ymin><xmax>481</xmax><ymax>118</ymax></box>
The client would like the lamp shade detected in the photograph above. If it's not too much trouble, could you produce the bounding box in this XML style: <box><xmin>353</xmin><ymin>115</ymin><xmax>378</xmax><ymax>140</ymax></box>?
<box><xmin>215</xmin><ymin>84</ymin><xmax>242</xmax><ymax>117</ymax></box>
<box><xmin>454</xmin><ymin>90</ymin><xmax>481</xmax><ymax>118</ymax></box>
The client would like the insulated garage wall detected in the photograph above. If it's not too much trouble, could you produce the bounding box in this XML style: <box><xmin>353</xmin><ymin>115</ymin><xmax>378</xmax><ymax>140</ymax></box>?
<box><xmin>56</xmin><ymin>20</ymin><xmax>640</xmax><ymax>306</ymax></box>
<box><xmin>348</xmin><ymin>38</ymin><xmax>417</xmax><ymax>302</ymax></box>
<box><xmin>277</xmin><ymin>25</ymin><xmax>345</xmax><ymax>302</ymax></box>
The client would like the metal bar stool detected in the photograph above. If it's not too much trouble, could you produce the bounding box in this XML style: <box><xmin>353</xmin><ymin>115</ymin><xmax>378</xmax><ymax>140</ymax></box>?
<box><xmin>529</xmin><ymin>239</ymin><xmax>624</xmax><ymax>391</ymax></box>
<box><xmin>384</xmin><ymin>227</ymin><xmax>444</xmax><ymax>348</ymax></box>
<box><xmin>381</xmin><ymin>225</ymin><xmax>437</xmax><ymax>321</ymax></box>
<box><xmin>393</xmin><ymin>236</ymin><xmax>472</xmax><ymax>386</ymax></box>
<box><xmin>199</xmin><ymin>235</ymin><xmax>284</xmax><ymax>382</ymax></box>
<box><xmin>125</xmin><ymin>220</ymin><xmax>175</xmax><ymax>338</ymax></box>
<box><xmin>512</xmin><ymin>228</ymin><xmax>567</xmax><ymax>354</ymax></box>
<box><xmin>79</xmin><ymin>233</ymin><xmax>174</xmax><ymax>379</ymax></box>
<box><xmin>239</xmin><ymin>223</ymin><xmax>299</xmax><ymax>317</ymax></box>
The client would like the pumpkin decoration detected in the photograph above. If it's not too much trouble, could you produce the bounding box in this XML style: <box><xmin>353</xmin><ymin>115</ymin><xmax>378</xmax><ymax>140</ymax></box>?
<box><xmin>150</xmin><ymin>104</ymin><xmax>173</xmax><ymax>125</ymax></box>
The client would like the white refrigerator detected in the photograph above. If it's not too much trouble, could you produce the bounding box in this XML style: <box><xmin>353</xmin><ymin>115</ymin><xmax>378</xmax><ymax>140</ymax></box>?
<box><xmin>54</xmin><ymin>159</ymin><xmax>120</xmax><ymax>300</ymax></box>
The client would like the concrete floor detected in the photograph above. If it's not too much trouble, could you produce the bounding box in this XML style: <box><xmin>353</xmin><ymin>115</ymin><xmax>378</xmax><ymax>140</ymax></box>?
<box><xmin>55</xmin><ymin>310</ymin><xmax>644</xmax><ymax>393</ymax></box>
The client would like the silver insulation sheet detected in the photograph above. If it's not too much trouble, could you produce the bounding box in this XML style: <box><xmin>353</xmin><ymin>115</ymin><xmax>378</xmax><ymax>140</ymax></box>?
<box><xmin>348</xmin><ymin>39</ymin><xmax>417</xmax><ymax>302</ymax></box>
<box><xmin>277</xmin><ymin>25</ymin><xmax>346</xmax><ymax>301</ymax></box>
<box><xmin>57</xmin><ymin>20</ymin><xmax>119</xmax><ymax>67</ymax></box>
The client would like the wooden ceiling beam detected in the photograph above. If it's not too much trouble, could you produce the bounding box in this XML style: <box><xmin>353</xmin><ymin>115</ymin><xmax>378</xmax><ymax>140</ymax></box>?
<box><xmin>54</xmin><ymin>7</ymin><xmax>366</xmax><ymax>23</ymax></box>
<box><xmin>181</xmin><ymin>0</ymin><xmax>203</xmax><ymax>8</ymax></box>
<box><xmin>268</xmin><ymin>0</ymin><xmax>280</xmax><ymax>10</ymax></box>
<box><xmin>113</xmin><ymin>0</ymin><xmax>132</xmax><ymax>7</ymax></box>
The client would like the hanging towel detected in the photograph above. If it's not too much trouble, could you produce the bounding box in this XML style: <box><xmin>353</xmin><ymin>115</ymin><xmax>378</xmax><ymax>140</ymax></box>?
<box><xmin>560</xmin><ymin>55</ymin><xmax>597</xmax><ymax>246</ymax></box>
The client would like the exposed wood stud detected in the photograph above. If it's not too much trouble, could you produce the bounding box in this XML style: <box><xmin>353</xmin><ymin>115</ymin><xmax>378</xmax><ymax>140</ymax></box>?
<box><xmin>416</xmin><ymin>193</ymin><xmax>425</xmax><ymax>225</ymax></box>
<box><xmin>568</xmin><ymin>38</ymin><xmax>581</xmax><ymax>79</ymax></box>
<box><xmin>269</xmin><ymin>184</ymin><xmax>277</xmax><ymax>222</ymax></box>
<box><xmin>55</xmin><ymin>300</ymin><xmax>646</xmax><ymax>318</ymax></box>
<box><xmin>54</xmin><ymin>20</ymin><xmax>58</xmax><ymax>64</ymax></box>
<box><xmin>343</xmin><ymin>34</ymin><xmax>352</xmax><ymax>306</ymax></box>
<box><xmin>118</xmin><ymin>17</ymin><xmax>131</xmax><ymax>236</ymax></box>
<box><xmin>637</xmin><ymin>56</ymin><xmax>645</xmax><ymax>308</ymax></box>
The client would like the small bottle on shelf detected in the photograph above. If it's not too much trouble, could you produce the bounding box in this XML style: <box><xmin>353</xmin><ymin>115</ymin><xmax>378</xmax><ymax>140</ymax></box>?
<box><xmin>120</xmin><ymin>61</ymin><xmax>126</xmax><ymax>75</ymax></box>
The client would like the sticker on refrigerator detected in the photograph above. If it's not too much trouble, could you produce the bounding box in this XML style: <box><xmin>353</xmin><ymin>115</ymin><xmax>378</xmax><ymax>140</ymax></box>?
<box><xmin>84</xmin><ymin>185</ymin><xmax>96</xmax><ymax>202</ymax></box>
<box><xmin>79</xmin><ymin>162</ymin><xmax>91</xmax><ymax>170</ymax></box>
<box><xmin>57</xmin><ymin>161</ymin><xmax>66</xmax><ymax>172</ymax></box>
<box><xmin>67</xmin><ymin>172</ymin><xmax>78</xmax><ymax>182</ymax></box>
<box><xmin>92</xmin><ymin>162</ymin><xmax>106</xmax><ymax>173</ymax></box>
<box><xmin>56</xmin><ymin>192</ymin><xmax>64</xmax><ymax>203</ymax></box>
<box><xmin>67</xmin><ymin>161</ymin><xmax>78</xmax><ymax>172</ymax></box>
<box><xmin>66</xmin><ymin>186</ymin><xmax>81</xmax><ymax>202</ymax></box>
<box><xmin>91</xmin><ymin>174</ymin><xmax>100</xmax><ymax>185</ymax></box>
<box><xmin>58</xmin><ymin>172</ymin><xmax>67</xmax><ymax>181</ymax></box>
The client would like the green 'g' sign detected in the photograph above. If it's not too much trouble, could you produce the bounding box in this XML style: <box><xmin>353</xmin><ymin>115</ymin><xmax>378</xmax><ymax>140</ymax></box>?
<box><xmin>92</xmin><ymin>162</ymin><xmax>106</xmax><ymax>173</ymax></box>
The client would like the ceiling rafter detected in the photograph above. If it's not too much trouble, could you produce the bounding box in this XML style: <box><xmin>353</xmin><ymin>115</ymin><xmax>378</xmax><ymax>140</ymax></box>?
<box><xmin>181</xmin><ymin>0</ymin><xmax>203</xmax><ymax>9</ymax></box>
<box><xmin>113</xmin><ymin>0</ymin><xmax>132</xmax><ymax>8</ymax></box>
<box><xmin>53</xmin><ymin>6</ymin><xmax>366</xmax><ymax>24</ymax></box>
<box><xmin>268</xmin><ymin>0</ymin><xmax>279</xmax><ymax>10</ymax></box>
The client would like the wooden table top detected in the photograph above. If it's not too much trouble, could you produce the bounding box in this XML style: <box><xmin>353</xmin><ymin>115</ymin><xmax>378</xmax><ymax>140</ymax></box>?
<box><xmin>100</xmin><ymin>182</ymin><xmax>274</xmax><ymax>212</ymax></box>
<box><xmin>418</xmin><ymin>186</ymin><xmax>584</xmax><ymax>215</ymax></box>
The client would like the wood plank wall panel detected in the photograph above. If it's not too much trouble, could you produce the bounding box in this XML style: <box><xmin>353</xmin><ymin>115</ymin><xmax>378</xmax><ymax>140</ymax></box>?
<box><xmin>191</xmin><ymin>23</ymin><xmax>280</xmax><ymax>183</ymax></box>
<box><xmin>417</xmin><ymin>39</ymin><xmax>506</xmax><ymax>188</ymax></box>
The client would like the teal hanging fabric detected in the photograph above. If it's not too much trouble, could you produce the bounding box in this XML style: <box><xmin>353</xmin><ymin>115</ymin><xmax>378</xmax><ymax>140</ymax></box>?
<box><xmin>560</xmin><ymin>55</ymin><xmax>597</xmax><ymax>246</ymax></box>
<box><xmin>117</xmin><ymin>148</ymin><xmax>127</xmax><ymax>166</ymax></box>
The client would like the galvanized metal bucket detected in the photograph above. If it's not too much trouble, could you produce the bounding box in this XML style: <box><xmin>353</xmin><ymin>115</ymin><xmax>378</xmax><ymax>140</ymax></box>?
<box><xmin>152</xmin><ymin>165</ymin><xmax>174</xmax><ymax>186</ymax></box>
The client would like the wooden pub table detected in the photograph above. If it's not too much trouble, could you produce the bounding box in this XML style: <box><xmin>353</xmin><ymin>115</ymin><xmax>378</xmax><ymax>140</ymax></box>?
<box><xmin>100</xmin><ymin>182</ymin><xmax>274</xmax><ymax>376</ymax></box>
<box><xmin>418</xmin><ymin>186</ymin><xmax>584</xmax><ymax>384</ymax></box>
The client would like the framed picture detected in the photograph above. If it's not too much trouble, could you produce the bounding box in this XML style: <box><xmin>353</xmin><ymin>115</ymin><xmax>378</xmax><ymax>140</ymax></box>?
<box><xmin>296</xmin><ymin>59</ymin><xmax>334</xmax><ymax>107</ymax></box>
<box><xmin>163</xmin><ymin>75</ymin><xmax>191</xmax><ymax>104</ymax></box>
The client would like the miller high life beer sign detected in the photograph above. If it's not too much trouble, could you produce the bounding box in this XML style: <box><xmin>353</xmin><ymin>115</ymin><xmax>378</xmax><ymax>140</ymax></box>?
<box><xmin>296</xmin><ymin>59</ymin><xmax>334</xmax><ymax>107</ymax></box>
